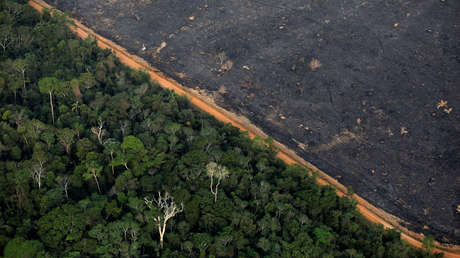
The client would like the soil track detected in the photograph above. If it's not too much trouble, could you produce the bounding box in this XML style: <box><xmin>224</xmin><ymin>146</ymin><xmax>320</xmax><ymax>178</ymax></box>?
<box><xmin>29</xmin><ymin>0</ymin><xmax>460</xmax><ymax>256</ymax></box>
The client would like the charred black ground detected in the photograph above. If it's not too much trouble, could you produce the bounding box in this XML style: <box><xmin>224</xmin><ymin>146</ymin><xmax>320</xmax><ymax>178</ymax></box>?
<box><xmin>46</xmin><ymin>0</ymin><xmax>460</xmax><ymax>243</ymax></box>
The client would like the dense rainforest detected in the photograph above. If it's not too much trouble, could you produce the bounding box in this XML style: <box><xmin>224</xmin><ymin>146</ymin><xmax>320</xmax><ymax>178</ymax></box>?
<box><xmin>0</xmin><ymin>1</ymin><xmax>441</xmax><ymax>257</ymax></box>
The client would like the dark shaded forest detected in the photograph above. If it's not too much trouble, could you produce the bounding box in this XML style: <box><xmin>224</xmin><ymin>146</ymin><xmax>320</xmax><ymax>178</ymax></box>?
<box><xmin>0</xmin><ymin>1</ymin><xmax>441</xmax><ymax>257</ymax></box>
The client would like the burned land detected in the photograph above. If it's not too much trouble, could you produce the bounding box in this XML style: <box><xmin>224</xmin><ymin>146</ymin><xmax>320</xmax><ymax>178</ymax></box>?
<box><xmin>47</xmin><ymin>0</ymin><xmax>460</xmax><ymax>243</ymax></box>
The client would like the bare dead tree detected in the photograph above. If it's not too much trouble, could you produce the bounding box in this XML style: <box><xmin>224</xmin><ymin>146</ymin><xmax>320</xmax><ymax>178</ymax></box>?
<box><xmin>30</xmin><ymin>151</ymin><xmax>47</xmax><ymax>189</ymax></box>
<box><xmin>144</xmin><ymin>192</ymin><xmax>183</xmax><ymax>249</ymax></box>
<box><xmin>91</xmin><ymin>119</ymin><xmax>106</xmax><ymax>144</ymax></box>
<box><xmin>120</xmin><ymin>222</ymin><xmax>130</xmax><ymax>241</ymax></box>
<box><xmin>0</xmin><ymin>25</ymin><xmax>13</xmax><ymax>54</ymax></box>
<box><xmin>62</xmin><ymin>176</ymin><xmax>70</xmax><ymax>199</ymax></box>
<box><xmin>30</xmin><ymin>162</ymin><xmax>45</xmax><ymax>189</ymax></box>
<box><xmin>206</xmin><ymin>162</ymin><xmax>230</xmax><ymax>203</ymax></box>
<box><xmin>57</xmin><ymin>174</ymin><xmax>70</xmax><ymax>199</ymax></box>
<box><xmin>87</xmin><ymin>165</ymin><xmax>102</xmax><ymax>194</ymax></box>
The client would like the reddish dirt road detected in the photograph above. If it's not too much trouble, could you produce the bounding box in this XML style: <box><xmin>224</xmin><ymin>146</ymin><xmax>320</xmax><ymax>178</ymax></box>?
<box><xmin>28</xmin><ymin>1</ymin><xmax>460</xmax><ymax>257</ymax></box>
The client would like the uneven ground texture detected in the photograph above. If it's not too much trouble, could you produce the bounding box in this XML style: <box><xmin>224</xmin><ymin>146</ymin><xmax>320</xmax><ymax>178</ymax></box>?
<box><xmin>47</xmin><ymin>0</ymin><xmax>460</xmax><ymax>243</ymax></box>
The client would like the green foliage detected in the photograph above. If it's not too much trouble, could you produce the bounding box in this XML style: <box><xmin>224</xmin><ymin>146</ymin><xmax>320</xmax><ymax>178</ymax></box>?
<box><xmin>37</xmin><ymin>204</ymin><xmax>85</xmax><ymax>249</ymax></box>
<box><xmin>121</xmin><ymin>135</ymin><xmax>144</xmax><ymax>152</ymax></box>
<box><xmin>0</xmin><ymin>2</ymin><xmax>436</xmax><ymax>257</ymax></box>
<box><xmin>79</xmin><ymin>72</ymin><xmax>97</xmax><ymax>89</ymax></box>
<box><xmin>423</xmin><ymin>235</ymin><xmax>435</xmax><ymax>255</ymax></box>
<box><xmin>4</xmin><ymin>237</ymin><xmax>45</xmax><ymax>258</ymax></box>
<box><xmin>38</xmin><ymin>77</ymin><xmax>60</xmax><ymax>94</ymax></box>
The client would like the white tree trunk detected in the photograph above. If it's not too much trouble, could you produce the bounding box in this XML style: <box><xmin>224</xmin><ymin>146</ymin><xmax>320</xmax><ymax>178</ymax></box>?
<box><xmin>92</xmin><ymin>170</ymin><xmax>101</xmax><ymax>194</ymax></box>
<box><xmin>49</xmin><ymin>91</ymin><xmax>55</xmax><ymax>125</ymax></box>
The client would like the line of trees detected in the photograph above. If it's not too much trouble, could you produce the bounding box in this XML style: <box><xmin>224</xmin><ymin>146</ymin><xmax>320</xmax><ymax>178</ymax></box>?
<box><xmin>0</xmin><ymin>1</ymin><xmax>441</xmax><ymax>257</ymax></box>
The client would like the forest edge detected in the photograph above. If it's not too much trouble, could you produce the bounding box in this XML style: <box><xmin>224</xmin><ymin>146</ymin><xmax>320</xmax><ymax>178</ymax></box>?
<box><xmin>27</xmin><ymin>0</ymin><xmax>460</xmax><ymax>257</ymax></box>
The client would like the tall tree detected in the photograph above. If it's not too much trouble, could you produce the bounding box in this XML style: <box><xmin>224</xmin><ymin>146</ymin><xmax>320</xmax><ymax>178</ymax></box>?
<box><xmin>38</xmin><ymin>77</ymin><xmax>61</xmax><ymax>124</ymax></box>
<box><xmin>83</xmin><ymin>154</ymin><xmax>103</xmax><ymax>194</ymax></box>
<box><xmin>24</xmin><ymin>119</ymin><xmax>45</xmax><ymax>146</ymax></box>
<box><xmin>103</xmin><ymin>138</ymin><xmax>120</xmax><ymax>174</ymax></box>
<box><xmin>0</xmin><ymin>24</ymin><xmax>13</xmax><ymax>54</ymax></box>
<box><xmin>206</xmin><ymin>162</ymin><xmax>230</xmax><ymax>203</ymax></box>
<box><xmin>144</xmin><ymin>192</ymin><xmax>183</xmax><ymax>249</ymax></box>
<box><xmin>56</xmin><ymin>128</ymin><xmax>76</xmax><ymax>155</ymax></box>
<box><xmin>40</xmin><ymin>128</ymin><xmax>55</xmax><ymax>150</ymax></box>
<box><xmin>30</xmin><ymin>150</ymin><xmax>48</xmax><ymax>189</ymax></box>
<box><xmin>91</xmin><ymin>118</ymin><xmax>105</xmax><ymax>145</ymax></box>
<box><xmin>7</xmin><ymin>167</ymin><xmax>29</xmax><ymax>209</ymax></box>
<box><xmin>56</xmin><ymin>174</ymin><xmax>70</xmax><ymax>199</ymax></box>
<box><xmin>110</xmin><ymin>150</ymin><xmax>130</xmax><ymax>171</ymax></box>
<box><xmin>13</xmin><ymin>58</ymin><xmax>28</xmax><ymax>89</ymax></box>
<box><xmin>8</xmin><ymin>75</ymin><xmax>21</xmax><ymax>104</ymax></box>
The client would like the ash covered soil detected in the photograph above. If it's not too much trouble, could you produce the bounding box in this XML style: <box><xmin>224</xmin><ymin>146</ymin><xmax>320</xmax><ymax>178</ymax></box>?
<box><xmin>47</xmin><ymin>0</ymin><xmax>460</xmax><ymax>243</ymax></box>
